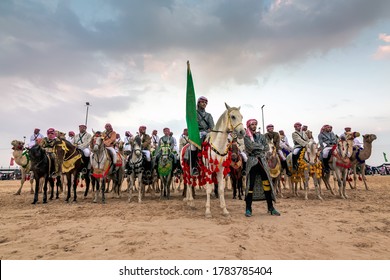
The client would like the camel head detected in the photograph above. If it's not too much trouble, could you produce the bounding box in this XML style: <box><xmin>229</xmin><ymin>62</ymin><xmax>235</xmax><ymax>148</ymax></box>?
<box><xmin>11</xmin><ymin>140</ymin><xmax>25</xmax><ymax>151</ymax></box>
<box><xmin>363</xmin><ymin>134</ymin><xmax>377</xmax><ymax>144</ymax></box>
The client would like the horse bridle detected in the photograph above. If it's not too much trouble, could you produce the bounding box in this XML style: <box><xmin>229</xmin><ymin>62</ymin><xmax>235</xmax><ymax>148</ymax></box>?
<box><xmin>92</xmin><ymin>137</ymin><xmax>107</xmax><ymax>169</ymax></box>
<box><xmin>211</xmin><ymin>108</ymin><xmax>243</xmax><ymax>136</ymax></box>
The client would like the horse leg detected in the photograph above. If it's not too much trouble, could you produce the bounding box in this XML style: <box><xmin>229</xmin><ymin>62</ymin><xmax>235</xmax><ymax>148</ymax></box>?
<box><xmin>205</xmin><ymin>183</ymin><xmax>213</xmax><ymax>218</ymax></box>
<box><xmin>127</xmin><ymin>174</ymin><xmax>135</xmax><ymax>203</ymax></box>
<box><xmin>167</xmin><ymin>174</ymin><xmax>172</xmax><ymax>199</ymax></box>
<box><xmin>342</xmin><ymin>169</ymin><xmax>349</xmax><ymax>199</ymax></box>
<box><xmin>32</xmin><ymin>175</ymin><xmax>40</xmax><ymax>204</ymax></box>
<box><xmin>232</xmin><ymin>176</ymin><xmax>237</xmax><ymax>199</ymax></box>
<box><xmin>138</xmin><ymin>174</ymin><xmax>143</xmax><ymax>203</ymax></box>
<box><xmin>43</xmin><ymin>178</ymin><xmax>48</xmax><ymax>204</ymax></box>
<box><xmin>160</xmin><ymin>176</ymin><xmax>164</xmax><ymax>200</ymax></box>
<box><xmin>73</xmin><ymin>174</ymin><xmax>78</xmax><ymax>202</ymax></box>
<box><xmin>83</xmin><ymin>171</ymin><xmax>91</xmax><ymax>199</ymax></box>
<box><xmin>65</xmin><ymin>174</ymin><xmax>71</xmax><ymax>202</ymax></box>
<box><xmin>216</xmin><ymin>173</ymin><xmax>229</xmax><ymax>217</ymax></box>
<box><xmin>313</xmin><ymin>175</ymin><xmax>323</xmax><ymax>201</ymax></box>
<box><xmin>238</xmin><ymin>176</ymin><xmax>243</xmax><ymax>200</ymax></box>
<box><xmin>93</xmin><ymin>179</ymin><xmax>99</xmax><ymax>203</ymax></box>
<box><xmin>304</xmin><ymin>171</ymin><xmax>309</xmax><ymax>200</ymax></box>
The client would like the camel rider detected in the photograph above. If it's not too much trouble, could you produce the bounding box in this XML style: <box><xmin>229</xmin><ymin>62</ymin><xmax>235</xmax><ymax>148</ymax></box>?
<box><xmin>123</xmin><ymin>131</ymin><xmax>133</xmax><ymax>156</ymax></box>
<box><xmin>39</xmin><ymin>128</ymin><xmax>61</xmax><ymax>177</ymax></box>
<box><xmin>103</xmin><ymin>123</ymin><xmax>118</xmax><ymax>170</ymax></box>
<box><xmin>73</xmin><ymin>124</ymin><xmax>92</xmax><ymax>167</ymax></box>
<box><xmin>264</xmin><ymin>124</ymin><xmax>292</xmax><ymax>176</ymax></box>
<box><xmin>138</xmin><ymin>126</ymin><xmax>152</xmax><ymax>169</ymax></box>
<box><xmin>244</xmin><ymin>119</ymin><xmax>280</xmax><ymax>217</ymax></box>
<box><xmin>190</xmin><ymin>96</ymin><xmax>215</xmax><ymax>175</ymax></box>
<box><xmin>318</xmin><ymin>124</ymin><xmax>337</xmax><ymax>174</ymax></box>
<box><xmin>292</xmin><ymin>122</ymin><xmax>310</xmax><ymax>170</ymax></box>
<box><xmin>155</xmin><ymin>127</ymin><xmax>177</xmax><ymax>166</ymax></box>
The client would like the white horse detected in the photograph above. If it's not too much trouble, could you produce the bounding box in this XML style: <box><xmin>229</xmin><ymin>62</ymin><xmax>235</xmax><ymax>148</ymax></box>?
<box><xmin>297</xmin><ymin>139</ymin><xmax>324</xmax><ymax>200</ymax></box>
<box><xmin>322</xmin><ymin>137</ymin><xmax>354</xmax><ymax>199</ymax></box>
<box><xmin>126</xmin><ymin>135</ymin><xmax>151</xmax><ymax>203</ymax></box>
<box><xmin>181</xmin><ymin>103</ymin><xmax>245</xmax><ymax>218</ymax></box>
<box><xmin>91</xmin><ymin>135</ymin><xmax>125</xmax><ymax>203</ymax></box>
<box><xmin>11</xmin><ymin>140</ymin><xmax>39</xmax><ymax>195</ymax></box>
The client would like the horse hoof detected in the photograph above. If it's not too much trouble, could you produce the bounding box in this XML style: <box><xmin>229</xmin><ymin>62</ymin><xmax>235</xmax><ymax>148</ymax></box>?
<box><xmin>43</xmin><ymin>201</ymin><xmax>47</xmax><ymax>204</ymax></box>
<box><xmin>14</xmin><ymin>192</ymin><xmax>21</xmax><ymax>196</ymax></box>
<box><xmin>205</xmin><ymin>213</ymin><xmax>212</xmax><ymax>219</ymax></box>
<box><xmin>32</xmin><ymin>201</ymin><xmax>37</xmax><ymax>205</ymax></box>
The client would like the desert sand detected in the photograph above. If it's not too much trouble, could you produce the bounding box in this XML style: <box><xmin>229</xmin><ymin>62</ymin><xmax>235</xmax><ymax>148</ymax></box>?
<box><xmin>0</xmin><ymin>175</ymin><xmax>389</xmax><ymax>260</ymax></box>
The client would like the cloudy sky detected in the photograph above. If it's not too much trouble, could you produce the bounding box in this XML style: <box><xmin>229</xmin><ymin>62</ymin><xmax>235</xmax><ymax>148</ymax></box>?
<box><xmin>1</xmin><ymin>0</ymin><xmax>390</xmax><ymax>168</ymax></box>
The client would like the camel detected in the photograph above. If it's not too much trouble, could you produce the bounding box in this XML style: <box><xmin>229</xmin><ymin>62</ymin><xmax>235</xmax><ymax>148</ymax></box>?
<box><xmin>11</xmin><ymin>140</ymin><xmax>42</xmax><ymax>195</ymax></box>
<box><xmin>349</xmin><ymin>134</ymin><xmax>377</xmax><ymax>190</ymax></box>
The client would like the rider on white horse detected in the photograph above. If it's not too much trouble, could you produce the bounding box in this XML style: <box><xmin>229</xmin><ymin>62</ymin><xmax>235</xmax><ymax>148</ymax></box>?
<box><xmin>264</xmin><ymin>124</ymin><xmax>292</xmax><ymax>176</ymax></box>
<box><xmin>318</xmin><ymin>124</ymin><xmax>338</xmax><ymax>174</ymax></box>
<box><xmin>190</xmin><ymin>96</ymin><xmax>215</xmax><ymax>175</ymax></box>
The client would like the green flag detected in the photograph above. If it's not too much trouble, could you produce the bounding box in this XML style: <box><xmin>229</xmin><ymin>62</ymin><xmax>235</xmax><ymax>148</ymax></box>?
<box><xmin>384</xmin><ymin>152</ymin><xmax>388</xmax><ymax>162</ymax></box>
<box><xmin>186</xmin><ymin>61</ymin><xmax>201</xmax><ymax>149</ymax></box>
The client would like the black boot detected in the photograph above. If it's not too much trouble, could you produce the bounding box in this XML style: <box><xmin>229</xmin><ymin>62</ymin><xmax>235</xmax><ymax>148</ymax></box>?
<box><xmin>190</xmin><ymin>150</ymin><xmax>199</xmax><ymax>176</ymax></box>
<box><xmin>245</xmin><ymin>192</ymin><xmax>253</xmax><ymax>217</ymax></box>
<box><xmin>264</xmin><ymin>190</ymin><xmax>280</xmax><ymax>216</ymax></box>
<box><xmin>281</xmin><ymin>160</ymin><xmax>291</xmax><ymax>176</ymax></box>
<box><xmin>292</xmin><ymin>153</ymin><xmax>298</xmax><ymax>171</ymax></box>
<box><xmin>322</xmin><ymin>156</ymin><xmax>330</xmax><ymax>174</ymax></box>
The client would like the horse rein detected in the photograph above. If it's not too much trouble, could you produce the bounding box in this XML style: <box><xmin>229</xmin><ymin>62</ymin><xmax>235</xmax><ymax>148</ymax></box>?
<box><xmin>211</xmin><ymin>108</ymin><xmax>243</xmax><ymax>135</ymax></box>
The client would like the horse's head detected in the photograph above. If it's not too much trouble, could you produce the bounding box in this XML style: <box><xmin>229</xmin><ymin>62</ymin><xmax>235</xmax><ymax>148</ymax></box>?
<box><xmin>305</xmin><ymin>139</ymin><xmax>319</xmax><ymax>165</ymax></box>
<box><xmin>132</xmin><ymin>136</ymin><xmax>142</xmax><ymax>158</ymax></box>
<box><xmin>117</xmin><ymin>141</ymin><xmax>125</xmax><ymax>151</ymax></box>
<box><xmin>225</xmin><ymin>103</ymin><xmax>245</xmax><ymax>139</ymax></box>
<box><xmin>92</xmin><ymin>136</ymin><xmax>104</xmax><ymax>153</ymax></box>
<box><xmin>11</xmin><ymin>140</ymin><xmax>25</xmax><ymax>151</ymax></box>
<box><xmin>28</xmin><ymin>144</ymin><xmax>45</xmax><ymax>162</ymax></box>
<box><xmin>337</xmin><ymin>138</ymin><xmax>351</xmax><ymax>159</ymax></box>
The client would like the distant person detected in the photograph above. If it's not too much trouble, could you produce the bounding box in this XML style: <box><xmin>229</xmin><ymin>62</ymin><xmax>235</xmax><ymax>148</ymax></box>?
<box><xmin>67</xmin><ymin>131</ymin><xmax>75</xmax><ymax>142</ymax></box>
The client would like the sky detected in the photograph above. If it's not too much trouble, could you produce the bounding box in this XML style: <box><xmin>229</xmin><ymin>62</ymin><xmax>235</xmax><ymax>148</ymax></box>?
<box><xmin>1</xmin><ymin>0</ymin><xmax>390</xmax><ymax>168</ymax></box>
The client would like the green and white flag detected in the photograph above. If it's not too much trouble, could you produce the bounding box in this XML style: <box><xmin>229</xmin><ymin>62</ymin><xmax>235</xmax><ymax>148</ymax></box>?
<box><xmin>384</xmin><ymin>152</ymin><xmax>388</xmax><ymax>162</ymax></box>
<box><xmin>186</xmin><ymin>61</ymin><xmax>201</xmax><ymax>149</ymax></box>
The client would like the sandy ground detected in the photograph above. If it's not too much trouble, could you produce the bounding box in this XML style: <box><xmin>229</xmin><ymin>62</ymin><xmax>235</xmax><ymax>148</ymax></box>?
<box><xmin>0</xmin><ymin>175</ymin><xmax>389</xmax><ymax>260</ymax></box>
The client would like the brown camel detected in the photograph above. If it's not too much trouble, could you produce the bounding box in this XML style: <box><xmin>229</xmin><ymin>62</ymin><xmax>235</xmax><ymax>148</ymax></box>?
<box><xmin>349</xmin><ymin>134</ymin><xmax>377</xmax><ymax>190</ymax></box>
